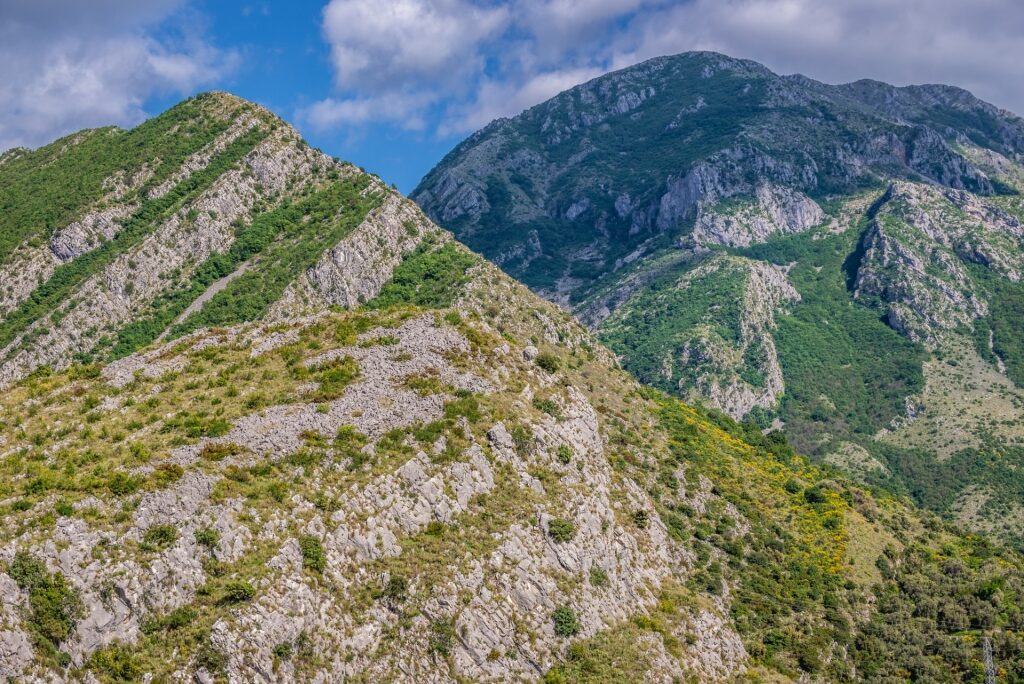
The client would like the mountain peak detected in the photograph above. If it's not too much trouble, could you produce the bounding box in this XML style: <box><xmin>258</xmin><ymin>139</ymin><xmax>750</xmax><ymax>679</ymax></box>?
<box><xmin>414</xmin><ymin>51</ymin><xmax>1024</xmax><ymax>550</ymax></box>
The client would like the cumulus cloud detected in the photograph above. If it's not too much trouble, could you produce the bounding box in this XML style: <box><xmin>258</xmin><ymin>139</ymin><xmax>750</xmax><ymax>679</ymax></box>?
<box><xmin>0</xmin><ymin>0</ymin><xmax>238</xmax><ymax>151</ymax></box>
<box><xmin>322</xmin><ymin>0</ymin><xmax>508</xmax><ymax>92</ymax></box>
<box><xmin>307</xmin><ymin>0</ymin><xmax>1024</xmax><ymax>139</ymax></box>
<box><xmin>305</xmin><ymin>0</ymin><xmax>662</xmax><ymax>134</ymax></box>
<box><xmin>302</xmin><ymin>92</ymin><xmax>434</xmax><ymax>130</ymax></box>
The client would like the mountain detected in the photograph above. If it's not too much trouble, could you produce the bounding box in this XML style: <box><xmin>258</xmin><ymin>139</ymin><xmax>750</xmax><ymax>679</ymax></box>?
<box><xmin>2</xmin><ymin>94</ymin><xmax>1024</xmax><ymax>682</ymax></box>
<box><xmin>413</xmin><ymin>52</ymin><xmax>1024</xmax><ymax>545</ymax></box>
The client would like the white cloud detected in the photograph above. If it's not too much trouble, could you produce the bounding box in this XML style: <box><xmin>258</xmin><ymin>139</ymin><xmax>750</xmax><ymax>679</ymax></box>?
<box><xmin>0</xmin><ymin>0</ymin><xmax>238</xmax><ymax>151</ymax></box>
<box><xmin>322</xmin><ymin>0</ymin><xmax>509</xmax><ymax>92</ymax></box>
<box><xmin>310</xmin><ymin>0</ymin><xmax>656</xmax><ymax>135</ymax></box>
<box><xmin>301</xmin><ymin>92</ymin><xmax>432</xmax><ymax>130</ymax></box>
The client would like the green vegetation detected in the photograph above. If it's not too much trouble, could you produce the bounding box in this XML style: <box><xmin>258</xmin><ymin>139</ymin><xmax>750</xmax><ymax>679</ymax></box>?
<box><xmin>220</xmin><ymin>580</ymin><xmax>256</xmax><ymax>604</ymax></box>
<box><xmin>429</xmin><ymin>618</ymin><xmax>456</xmax><ymax>656</ymax></box>
<box><xmin>0</xmin><ymin>93</ymin><xmax>240</xmax><ymax>266</ymax></box>
<box><xmin>365</xmin><ymin>237</ymin><xmax>478</xmax><ymax>310</ymax></box>
<box><xmin>142</xmin><ymin>524</ymin><xmax>178</xmax><ymax>551</ymax></box>
<box><xmin>737</xmin><ymin>228</ymin><xmax>927</xmax><ymax>452</ymax></box>
<box><xmin>300</xmin><ymin>535</ymin><xmax>326</xmax><ymax>573</ymax></box>
<box><xmin>652</xmin><ymin>396</ymin><xmax>850</xmax><ymax>676</ymax></box>
<box><xmin>6</xmin><ymin>551</ymin><xmax>83</xmax><ymax>658</ymax></box>
<box><xmin>0</xmin><ymin>124</ymin><xmax>269</xmax><ymax>355</ymax></box>
<box><xmin>599</xmin><ymin>225</ymin><xmax>928</xmax><ymax>461</ymax></box>
<box><xmin>971</xmin><ymin>265</ymin><xmax>1024</xmax><ymax>386</ymax></box>
<box><xmin>547</xmin><ymin>518</ymin><xmax>576</xmax><ymax>543</ymax></box>
<box><xmin>551</xmin><ymin>605</ymin><xmax>580</xmax><ymax>637</ymax></box>
<box><xmin>532</xmin><ymin>397</ymin><xmax>561</xmax><ymax>418</ymax></box>
<box><xmin>166</xmin><ymin>175</ymin><xmax>381</xmax><ymax>339</ymax></box>
<box><xmin>195</xmin><ymin>527</ymin><xmax>220</xmax><ymax>548</ymax></box>
<box><xmin>535</xmin><ymin>352</ymin><xmax>561</xmax><ymax>373</ymax></box>
<box><xmin>598</xmin><ymin>253</ymin><xmax>748</xmax><ymax>390</ymax></box>
<box><xmin>88</xmin><ymin>644</ymin><xmax>142</xmax><ymax>682</ymax></box>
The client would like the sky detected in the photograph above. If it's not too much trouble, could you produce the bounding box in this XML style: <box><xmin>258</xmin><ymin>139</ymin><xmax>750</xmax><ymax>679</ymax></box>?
<box><xmin>1</xmin><ymin>0</ymin><xmax>1023</xmax><ymax>193</ymax></box>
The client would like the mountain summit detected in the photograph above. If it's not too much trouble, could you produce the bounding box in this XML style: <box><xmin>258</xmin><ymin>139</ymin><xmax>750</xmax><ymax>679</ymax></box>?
<box><xmin>413</xmin><ymin>51</ymin><xmax>1024</xmax><ymax>543</ymax></box>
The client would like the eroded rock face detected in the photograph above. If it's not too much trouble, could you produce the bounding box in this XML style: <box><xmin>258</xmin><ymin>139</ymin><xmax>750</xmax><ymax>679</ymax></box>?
<box><xmin>851</xmin><ymin>181</ymin><xmax>1024</xmax><ymax>345</ymax></box>
<box><xmin>691</xmin><ymin>183</ymin><xmax>825</xmax><ymax>247</ymax></box>
<box><xmin>0</xmin><ymin>106</ymin><xmax>342</xmax><ymax>386</ymax></box>
<box><xmin>0</xmin><ymin>575</ymin><xmax>33</xmax><ymax>677</ymax></box>
<box><xmin>675</xmin><ymin>256</ymin><xmax>800</xmax><ymax>418</ymax></box>
<box><xmin>269</xmin><ymin>192</ymin><xmax>435</xmax><ymax>319</ymax></box>
<box><xmin>0</xmin><ymin>295</ymin><xmax>755</xmax><ymax>682</ymax></box>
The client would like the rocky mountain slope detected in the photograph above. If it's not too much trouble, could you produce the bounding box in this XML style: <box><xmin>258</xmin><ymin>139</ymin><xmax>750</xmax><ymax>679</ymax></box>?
<box><xmin>3</xmin><ymin>94</ymin><xmax>1024</xmax><ymax>682</ymax></box>
<box><xmin>413</xmin><ymin>52</ymin><xmax>1024</xmax><ymax>545</ymax></box>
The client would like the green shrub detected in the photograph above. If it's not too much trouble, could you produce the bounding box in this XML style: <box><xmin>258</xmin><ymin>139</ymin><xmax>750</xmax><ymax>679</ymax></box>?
<box><xmin>163</xmin><ymin>606</ymin><xmax>198</xmax><ymax>631</ymax></box>
<box><xmin>88</xmin><ymin>644</ymin><xmax>141</xmax><ymax>682</ymax></box>
<box><xmin>632</xmin><ymin>510</ymin><xmax>650</xmax><ymax>529</ymax></box>
<box><xmin>7</xmin><ymin>551</ymin><xmax>83</xmax><ymax>648</ymax></box>
<box><xmin>382</xmin><ymin>575</ymin><xmax>408</xmax><ymax>602</ymax></box>
<box><xmin>804</xmin><ymin>486</ymin><xmax>828</xmax><ymax>504</ymax></box>
<box><xmin>142</xmin><ymin>524</ymin><xmax>178</xmax><ymax>551</ymax></box>
<box><xmin>108</xmin><ymin>472</ymin><xmax>140</xmax><ymax>496</ymax></box>
<box><xmin>548</xmin><ymin>518</ymin><xmax>577</xmax><ymax>543</ymax></box>
<box><xmin>220</xmin><ymin>580</ymin><xmax>256</xmax><ymax>604</ymax></box>
<box><xmin>199</xmin><ymin>442</ymin><xmax>242</xmax><ymax>461</ymax></box>
<box><xmin>195</xmin><ymin>527</ymin><xmax>220</xmax><ymax>549</ymax></box>
<box><xmin>589</xmin><ymin>567</ymin><xmax>609</xmax><ymax>587</ymax></box>
<box><xmin>152</xmin><ymin>463</ymin><xmax>184</xmax><ymax>486</ymax></box>
<box><xmin>532</xmin><ymin>397</ymin><xmax>562</xmax><ymax>418</ymax></box>
<box><xmin>552</xmin><ymin>605</ymin><xmax>580</xmax><ymax>637</ymax></box>
<box><xmin>510</xmin><ymin>424</ymin><xmax>533</xmax><ymax>456</ymax></box>
<box><xmin>273</xmin><ymin>641</ymin><xmax>293</xmax><ymax>661</ymax></box>
<box><xmin>194</xmin><ymin>639</ymin><xmax>228</xmax><ymax>673</ymax></box>
<box><xmin>429</xmin><ymin>618</ymin><xmax>456</xmax><ymax>656</ymax></box>
<box><xmin>444</xmin><ymin>394</ymin><xmax>481</xmax><ymax>422</ymax></box>
<box><xmin>535</xmin><ymin>352</ymin><xmax>560</xmax><ymax>373</ymax></box>
<box><xmin>299</xmin><ymin>536</ymin><xmax>326</xmax><ymax>573</ymax></box>
<box><xmin>309</xmin><ymin>355</ymin><xmax>359</xmax><ymax>401</ymax></box>
<box><xmin>556</xmin><ymin>444</ymin><xmax>573</xmax><ymax>464</ymax></box>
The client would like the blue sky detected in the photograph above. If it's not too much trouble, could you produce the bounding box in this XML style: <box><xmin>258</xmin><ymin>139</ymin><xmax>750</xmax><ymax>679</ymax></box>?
<box><xmin>2</xmin><ymin>0</ymin><xmax>1023</xmax><ymax>193</ymax></box>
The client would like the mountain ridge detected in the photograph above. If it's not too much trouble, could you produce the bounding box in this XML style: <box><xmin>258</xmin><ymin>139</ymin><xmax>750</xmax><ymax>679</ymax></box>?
<box><xmin>413</xmin><ymin>50</ymin><xmax>1024</xmax><ymax>545</ymax></box>
<box><xmin>2</xmin><ymin>91</ymin><xmax>1024</xmax><ymax>682</ymax></box>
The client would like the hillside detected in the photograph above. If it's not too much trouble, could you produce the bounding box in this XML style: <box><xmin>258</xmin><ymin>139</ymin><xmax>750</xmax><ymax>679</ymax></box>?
<box><xmin>2</xmin><ymin>94</ymin><xmax>1024</xmax><ymax>682</ymax></box>
<box><xmin>412</xmin><ymin>52</ymin><xmax>1024</xmax><ymax>545</ymax></box>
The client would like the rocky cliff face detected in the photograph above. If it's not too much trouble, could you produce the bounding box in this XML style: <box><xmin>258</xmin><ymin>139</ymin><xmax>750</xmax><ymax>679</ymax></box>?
<box><xmin>600</xmin><ymin>254</ymin><xmax>799</xmax><ymax>418</ymax></box>
<box><xmin>413</xmin><ymin>52</ymin><xmax>1024</xmax><ymax>543</ymax></box>
<box><xmin>414</xmin><ymin>52</ymin><xmax>1022</xmax><ymax>301</ymax></box>
<box><xmin>853</xmin><ymin>181</ymin><xmax>1023</xmax><ymax>345</ymax></box>
<box><xmin>0</xmin><ymin>93</ymin><xmax>430</xmax><ymax>388</ymax></box>
<box><xmin>3</xmin><ymin>94</ymin><xmax>1024</xmax><ymax>682</ymax></box>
